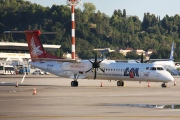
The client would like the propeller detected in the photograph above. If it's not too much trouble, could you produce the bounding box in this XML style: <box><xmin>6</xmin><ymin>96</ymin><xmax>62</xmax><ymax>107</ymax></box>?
<box><xmin>86</xmin><ymin>54</ymin><xmax>105</xmax><ymax>79</ymax></box>
<box><xmin>139</xmin><ymin>53</ymin><xmax>150</xmax><ymax>63</ymax></box>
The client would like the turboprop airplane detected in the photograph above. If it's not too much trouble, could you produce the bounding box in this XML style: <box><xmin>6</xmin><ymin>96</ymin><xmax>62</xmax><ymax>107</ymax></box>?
<box><xmin>4</xmin><ymin>30</ymin><xmax>174</xmax><ymax>88</ymax></box>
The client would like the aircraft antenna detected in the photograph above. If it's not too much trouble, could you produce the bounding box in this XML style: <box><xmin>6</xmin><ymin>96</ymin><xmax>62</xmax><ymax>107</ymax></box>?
<box><xmin>66</xmin><ymin>0</ymin><xmax>82</xmax><ymax>60</ymax></box>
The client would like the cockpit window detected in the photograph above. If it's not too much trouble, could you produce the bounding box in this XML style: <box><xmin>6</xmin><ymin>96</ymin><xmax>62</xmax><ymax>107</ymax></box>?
<box><xmin>150</xmin><ymin>67</ymin><xmax>164</xmax><ymax>70</ymax></box>
<box><xmin>150</xmin><ymin>67</ymin><xmax>156</xmax><ymax>70</ymax></box>
<box><xmin>157</xmin><ymin>67</ymin><xmax>164</xmax><ymax>70</ymax></box>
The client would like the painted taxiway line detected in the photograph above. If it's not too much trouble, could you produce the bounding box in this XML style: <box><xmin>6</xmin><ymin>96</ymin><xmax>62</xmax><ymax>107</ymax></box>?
<box><xmin>0</xmin><ymin>115</ymin><xmax>180</xmax><ymax>119</ymax></box>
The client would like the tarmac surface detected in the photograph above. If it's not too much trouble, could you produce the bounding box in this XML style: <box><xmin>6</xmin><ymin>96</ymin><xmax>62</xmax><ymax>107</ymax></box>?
<box><xmin>0</xmin><ymin>74</ymin><xmax>180</xmax><ymax>120</ymax></box>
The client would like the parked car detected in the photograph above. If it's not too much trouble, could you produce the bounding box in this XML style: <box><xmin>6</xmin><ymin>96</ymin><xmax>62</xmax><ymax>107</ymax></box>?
<box><xmin>32</xmin><ymin>70</ymin><xmax>44</xmax><ymax>75</ymax></box>
<box><xmin>44</xmin><ymin>72</ymin><xmax>50</xmax><ymax>75</ymax></box>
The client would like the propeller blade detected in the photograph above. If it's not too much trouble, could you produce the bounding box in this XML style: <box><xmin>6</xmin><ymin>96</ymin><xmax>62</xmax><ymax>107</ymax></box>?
<box><xmin>135</xmin><ymin>60</ymin><xmax>140</xmax><ymax>63</ymax></box>
<box><xmin>88</xmin><ymin>60</ymin><xmax>94</xmax><ymax>64</ymax></box>
<box><xmin>95</xmin><ymin>54</ymin><xmax>97</xmax><ymax>63</ymax></box>
<box><xmin>98</xmin><ymin>58</ymin><xmax>104</xmax><ymax>63</ymax></box>
<box><xmin>141</xmin><ymin>53</ymin><xmax>143</xmax><ymax>63</ymax></box>
<box><xmin>99</xmin><ymin>68</ymin><xmax>105</xmax><ymax>73</ymax></box>
<box><xmin>86</xmin><ymin>68</ymin><xmax>92</xmax><ymax>73</ymax></box>
<box><xmin>144</xmin><ymin>59</ymin><xmax>150</xmax><ymax>63</ymax></box>
<box><xmin>94</xmin><ymin>68</ymin><xmax>97</xmax><ymax>79</ymax></box>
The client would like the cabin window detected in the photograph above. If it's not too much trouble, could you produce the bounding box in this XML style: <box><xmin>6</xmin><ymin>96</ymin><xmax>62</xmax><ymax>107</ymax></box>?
<box><xmin>150</xmin><ymin>67</ymin><xmax>156</xmax><ymax>70</ymax></box>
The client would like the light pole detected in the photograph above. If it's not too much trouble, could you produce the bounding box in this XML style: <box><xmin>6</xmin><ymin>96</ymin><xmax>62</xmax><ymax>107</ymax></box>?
<box><xmin>66</xmin><ymin>0</ymin><xmax>82</xmax><ymax>59</ymax></box>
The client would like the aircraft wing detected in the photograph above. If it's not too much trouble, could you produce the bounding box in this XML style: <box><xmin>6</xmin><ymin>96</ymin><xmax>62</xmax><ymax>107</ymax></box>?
<box><xmin>115</xmin><ymin>60</ymin><xmax>139</xmax><ymax>63</ymax></box>
<box><xmin>115</xmin><ymin>60</ymin><xmax>128</xmax><ymax>63</ymax></box>
<box><xmin>31</xmin><ymin>58</ymin><xmax>81</xmax><ymax>63</ymax></box>
<box><xmin>148</xmin><ymin>59</ymin><xmax>173</xmax><ymax>62</ymax></box>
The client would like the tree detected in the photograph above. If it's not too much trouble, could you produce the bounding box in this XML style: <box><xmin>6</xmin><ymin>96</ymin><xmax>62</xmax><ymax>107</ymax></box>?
<box><xmin>125</xmin><ymin>52</ymin><xmax>140</xmax><ymax>59</ymax></box>
<box><xmin>122</xmin><ymin>9</ymin><xmax>126</xmax><ymax>17</ymax></box>
<box><xmin>105</xmin><ymin>52</ymin><xmax>125</xmax><ymax>60</ymax></box>
<box><xmin>83</xmin><ymin>3</ymin><xmax>96</xmax><ymax>15</ymax></box>
<box><xmin>1</xmin><ymin>0</ymin><xmax>180</xmax><ymax>60</ymax></box>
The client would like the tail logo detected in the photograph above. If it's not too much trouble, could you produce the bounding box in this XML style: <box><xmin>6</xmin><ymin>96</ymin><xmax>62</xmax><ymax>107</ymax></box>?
<box><xmin>30</xmin><ymin>37</ymin><xmax>43</xmax><ymax>57</ymax></box>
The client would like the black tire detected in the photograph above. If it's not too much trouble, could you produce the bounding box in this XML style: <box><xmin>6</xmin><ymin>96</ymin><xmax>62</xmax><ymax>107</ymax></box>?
<box><xmin>117</xmin><ymin>81</ymin><xmax>124</xmax><ymax>86</ymax></box>
<box><xmin>161</xmin><ymin>84</ymin><xmax>167</xmax><ymax>88</ymax></box>
<box><xmin>71</xmin><ymin>81</ymin><xmax>78</xmax><ymax>87</ymax></box>
<box><xmin>75</xmin><ymin>81</ymin><xmax>78</xmax><ymax>87</ymax></box>
<box><xmin>71</xmin><ymin>81</ymin><xmax>74</xmax><ymax>87</ymax></box>
<box><xmin>122</xmin><ymin>81</ymin><xmax>124</xmax><ymax>86</ymax></box>
<box><xmin>117</xmin><ymin>81</ymin><xmax>121</xmax><ymax>86</ymax></box>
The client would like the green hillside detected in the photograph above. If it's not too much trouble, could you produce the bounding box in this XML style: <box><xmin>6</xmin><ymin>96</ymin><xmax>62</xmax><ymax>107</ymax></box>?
<box><xmin>0</xmin><ymin>0</ymin><xmax>180</xmax><ymax>60</ymax></box>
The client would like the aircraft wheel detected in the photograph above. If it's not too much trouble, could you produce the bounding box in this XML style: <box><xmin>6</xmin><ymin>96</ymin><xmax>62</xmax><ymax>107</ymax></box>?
<box><xmin>71</xmin><ymin>81</ymin><xmax>78</xmax><ymax>87</ymax></box>
<box><xmin>161</xmin><ymin>83</ymin><xmax>167</xmax><ymax>88</ymax></box>
<box><xmin>75</xmin><ymin>81</ymin><xmax>78</xmax><ymax>86</ymax></box>
<box><xmin>71</xmin><ymin>81</ymin><xmax>75</xmax><ymax>87</ymax></box>
<box><xmin>122</xmin><ymin>81</ymin><xmax>124</xmax><ymax>86</ymax></box>
<box><xmin>117</xmin><ymin>81</ymin><xmax>121</xmax><ymax>86</ymax></box>
<box><xmin>117</xmin><ymin>81</ymin><xmax>124</xmax><ymax>86</ymax></box>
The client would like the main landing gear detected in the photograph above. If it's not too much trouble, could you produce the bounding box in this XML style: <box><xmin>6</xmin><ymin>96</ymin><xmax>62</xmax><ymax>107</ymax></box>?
<box><xmin>161</xmin><ymin>82</ymin><xmax>167</xmax><ymax>88</ymax></box>
<box><xmin>71</xmin><ymin>74</ymin><xmax>79</xmax><ymax>87</ymax></box>
<box><xmin>71</xmin><ymin>81</ymin><xmax>78</xmax><ymax>87</ymax></box>
<box><xmin>117</xmin><ymin>80</ymin><xmax>124</xmax><ymax>86</ymax></box>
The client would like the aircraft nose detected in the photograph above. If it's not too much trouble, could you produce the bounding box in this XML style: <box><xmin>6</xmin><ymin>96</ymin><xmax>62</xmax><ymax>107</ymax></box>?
<box><xmin>164</xmin><ymin>73</ymin><xmax>174</xmax><ymax>82</ymax></box>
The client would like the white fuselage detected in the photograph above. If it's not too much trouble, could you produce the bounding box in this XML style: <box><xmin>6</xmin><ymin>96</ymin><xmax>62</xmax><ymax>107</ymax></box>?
<box><xmin>152</xmin><ymin>61</ymin><xmax>180</xmax><ymax>75</ymax></box>
<box><xmin>152</xmin><ymin>61</ymin><xmax>175</xmax><ymax>69</ymax></box>
<box><xmin>29</xmin><ymin>59</ymin><xmax>174</xmax><ymax>83</ymax></box>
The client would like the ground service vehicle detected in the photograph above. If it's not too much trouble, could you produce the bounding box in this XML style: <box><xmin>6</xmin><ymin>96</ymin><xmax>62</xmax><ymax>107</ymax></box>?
<box><xmin>18</xmin><ymin>66</ymin><xmax>30</xmax><ymax>74</ymax></box>
<box><xmin>0</xmin><ymin>65</ymin><xmax>15</xmax><ymax>75</ymax></box>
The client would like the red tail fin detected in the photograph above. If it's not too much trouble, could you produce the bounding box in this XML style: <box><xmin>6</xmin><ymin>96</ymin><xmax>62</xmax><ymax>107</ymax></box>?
<box><xmin>24</xmin><ymin>30</ymin><xmax>63</xmax><ymax>61</ymax></box>
<box><xmin>25</xmin><ymin>30</ymin><xmax>47</xmax><ymax>59</ymax></box>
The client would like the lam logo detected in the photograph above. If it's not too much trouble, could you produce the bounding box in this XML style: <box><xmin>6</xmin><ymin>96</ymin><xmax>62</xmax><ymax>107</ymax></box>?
<box><xmin>30</xmin><ymin>37</ymin><xmax>43</xmax><ymax>57</ymax></box>
<box><xmin>124</xmin><ymin>67</ymin><xmax>139</xmax><ymax>78</ymax></box>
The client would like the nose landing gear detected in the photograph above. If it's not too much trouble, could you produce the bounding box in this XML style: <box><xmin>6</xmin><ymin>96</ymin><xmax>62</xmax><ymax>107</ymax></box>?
<box><xmin>71</xmin><ymin>81</ymin><xmax>78</xmax><ymax>87</ymax></box>
<box><xmin>161</xmin><ymin>82</ymin><xmax>167</xmax><ymax>88</ymax></box>
<box><xmin>71</xmin><ymin>74</ymin><xmax>79</xmax><ymax>87</ymax></box>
